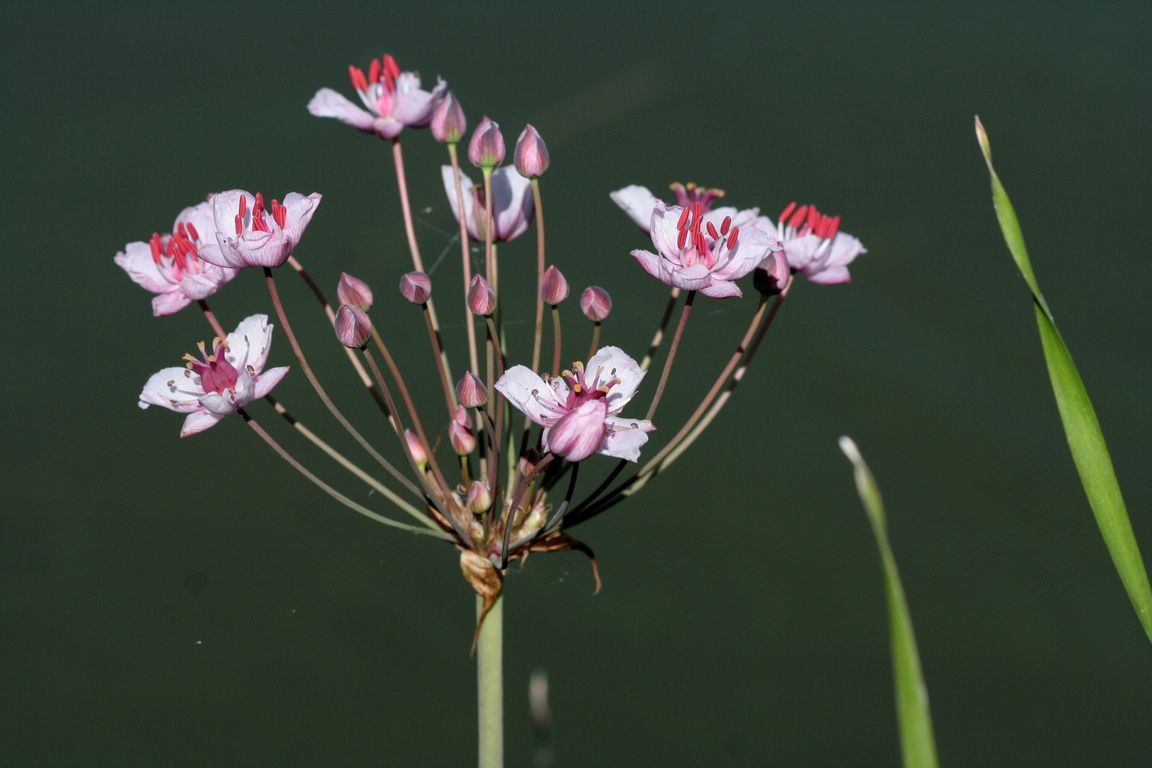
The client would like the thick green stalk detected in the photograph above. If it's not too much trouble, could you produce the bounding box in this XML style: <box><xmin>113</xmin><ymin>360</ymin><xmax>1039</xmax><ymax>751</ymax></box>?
<box><xmin>477</xmin><ymin>593</ymin><xmax>504</xmax><ymax>768</ymax></box>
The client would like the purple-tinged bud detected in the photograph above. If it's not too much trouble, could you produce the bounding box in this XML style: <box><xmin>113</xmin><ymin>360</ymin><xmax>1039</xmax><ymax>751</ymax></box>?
<box><xmin>579</xmin><ymin>285</ymin><xmax>613</xmax><ymax>322</ymax></box>
<box><xmin>514</xmin><ymin>124</ymin><xmax>550</xmax><ymax>178</ymax></box>
<box><xmin>399</xmin><ymin>271</ymin><xmax>432</xmax><ymax>304</ymax></box>
<box><xmin>449</xmin><ymin>412</ymin><xmax>476</xmax><ymax>456</ymax></box>
<box><xmin>753</xmin><ymin>248</ymin><xmax>791</xmax><ymax>296</ymax></box>
<box><xmin>517</xmin><ymin>447</ymin><xmax>543</xmax><ymax>477</ymax></box>
<box><xmin>540</xmin><ymin>265</ymin><xmax>569</xmax><ymax>306</ymax></box>
<box><xmin>337</xmin><ymin>272</ymin><xmax>373</xmax><ymax>311</ymax></box>
<box><xmin>405</xmin><ymin>429</ymin><xmax>428</xmax><ymax>467</ymax></box>
<box><xmin>467</xmin><ymin>481</ymin><xmax>492</xmax><ymax>514</ymax></box>
<box><xmin>334</xmin><ymin>304</ymin><xmax>373</xmax><ymax>348</ymax></box>
<box><xmin>456</xmin><ymin>371</ymin><xmax>488</xmax><ymax>408</ymax></box>
<box><xmin>468</xmin><ymin>116</ymin><xmax>505</xmax><ymax>169</ymax></box>
<box><xmin>468</xmin><ymin>274</ymin><xmax>497</xmax><ymax>316</ymax></box>
<box><xmin>431</xmin><ymin>91</ymin><xmax>467</xmax><ymax>144</ymax></box>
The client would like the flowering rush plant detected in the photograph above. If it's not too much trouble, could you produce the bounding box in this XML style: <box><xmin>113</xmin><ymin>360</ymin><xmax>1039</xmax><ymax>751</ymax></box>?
<box><xmin>117</xmin><ymin>52</ymin><xmax>863</xmax><ymax>766</ymax></box>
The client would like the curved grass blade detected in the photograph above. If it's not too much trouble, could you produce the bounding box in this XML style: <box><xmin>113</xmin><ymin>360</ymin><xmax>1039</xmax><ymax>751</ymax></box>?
<box><xmin>975</xmin><ymin>117</ymin><xmax>1152</xmax><ymax>644</ymax></box>
<box><xmin>840</xmin><ymin>437</ymin><xmax>940</xmax><ymax>768</ymax></box>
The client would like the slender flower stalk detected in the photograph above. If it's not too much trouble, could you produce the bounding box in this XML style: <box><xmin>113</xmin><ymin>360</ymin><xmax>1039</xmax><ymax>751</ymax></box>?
<box><xmin>448</xmin><ymin>142</ymin><xmax>482</xmax><ymax>376</ymax></box>
<box><xmin>644</xmin><ymin>290</ymin><xmax>696</xmax><ymax>421</ymax></box>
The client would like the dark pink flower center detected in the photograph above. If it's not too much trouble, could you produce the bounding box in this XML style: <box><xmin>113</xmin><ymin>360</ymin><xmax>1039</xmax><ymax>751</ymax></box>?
<box><xmin>149</xmin><ymin>220</ymin><xmax>206</xmax><ymax>281</ymax></box>
<box><xmin>778</xmin><ymin>202</ymin><xmax>841</xmax><ymax>242</ymax></box>
<box><xmin>676</xmin><ymin>202</ymin><xmax>740</xmax><ymax>269</ymax></box>
<box><xmin>671</xmin><ymin>181</ymin><xmax>724</xmax><ymax>211</ymax></box>
<box><xmin>559</xmin><ymin>361</ymin><xmax>620</xmax><ymax>410</ymax></box>
<box><xmin>233</xmin><ymin>193</ymin><xmax>287</xmax><ymax>236</ymax></box>
<box><xmin>183</xmin><ymin>339</ymin><xmax>238</xmax><ymax>395</ymax></box>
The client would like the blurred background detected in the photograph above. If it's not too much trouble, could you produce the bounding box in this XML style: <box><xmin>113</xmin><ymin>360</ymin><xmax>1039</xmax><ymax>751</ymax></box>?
<box><xmin>2</xmin><ymin>1</ymin><xmax>1150</xmax><ymax>765</ymax></box>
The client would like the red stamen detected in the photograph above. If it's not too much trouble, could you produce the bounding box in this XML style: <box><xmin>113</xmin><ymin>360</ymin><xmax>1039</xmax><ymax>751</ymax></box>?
<box><xmin>706</xmin><ymin>221</ymin><xmax>719</xmax><ymax>240</ymax></box>
<box><xmin>254</xmin><ymin>192</ymin><xmax>264</xmax><ymax>212</ymax></box>
<box><xmin>824</xmin><ymin>215</ymin><xmax>841</xmax><ymax>240</ymax></box>
<box><xmin>727</xmin><ymin>227</ymin><xmax>740</xmax><ymax>252</ymax></box>
<box><xmin>186</xmin><ymin>222</ymin><xmax>199</xmax><ymax>241</ymax></box>
<box><xmin>368</xmin><ymin>58</ymin><xmax>382</xmax><ymax>84</ymax></box>
<box><xmin>676</xmin><ymin>205</ymin><xmax>691</xmax><ymax>230</ymax></box>
<box><xmin>383</xmin><ymin>54</ymin><xmax>400</xmax><ymax>90</ymax></box>
<box><xmin>150</xmin><ymin>233</ymin><xmax>163</xmax><ymax>264</ymax></box>
<box><xmin>348</xmin><ymin>65</ymin><xmax>368</xmax><ymax>92</ymax></box>
<box><xmin>806</xmin><ymin>205</ymin><xmax>820</xmax><ymax>231</ymax></box>
<box><xmin>693</xmin><ymin>201</ymin><xmax>703</xmax><ymax>225</ymax></box>
<box><xmin>787</xmin><ymin>205</ymin><xmax>808</xmax><ymax>229</ymax></box>
<box><xmin>779</xmin><ymin>202</ymin><xmax>797</xmax><ymax>222</ymax></box>
<box><xmin>238</xmin><ymin>195</ymin><xmax>248</xmax><ymax>218</ymax></box>
<box><xmin>272</xmin><ymin>199</ymin><xmax>286</xmax><ymax>229</ymax></box>
<box><xmin>720</xmin><ymin>215</ymin><xmax>732</xmax><ymax>236</ymax></box>
<box><xmin>677</xmin><ymin>225</ymin><xmax>689</xmax><ymax>250</ymax></box>
<box><xmin>234</xmin><ymin>214</ymin><xmax>243</xmax><ymax>235</ymax></box>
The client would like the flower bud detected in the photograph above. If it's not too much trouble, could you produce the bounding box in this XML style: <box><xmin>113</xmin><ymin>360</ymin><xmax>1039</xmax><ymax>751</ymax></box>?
<box><xmin>468</xmin><ymin>116</ymin><xmax>505</xmax><ymax>169</ymax></box>
<box><xmin>456</xmin><ymin>371</ymin><xmax>488</xmax><ymax>408</ymax></box>
<box><xmin>431</xmin><ymin>91</ymin><xmax>467</xmax><ymax>144</ymax></box>
<box><xmin>337</xmin><ymin>272</ymin><xmax>373</xmax><ymax>311</ymax></box>
<box><xmin>334</xmin><ymin>304</ymin><xmax>373</xmax><ymax>348</ymax></box>
<box><xmin>405</xmin><ymin>429</ymin><xmax>427</xmax><ymax>467</ymax></box>
<box><xmin>753</xmin><ymin>248</ymin><xmax>791</xmax><ymax>296</ymax></box>
<box><xmin>467</xmin><ymin>481</ymin><xmax>492</xmax><ymax>514</ymax></box>
<box><xmin>514</xmin><ymin>124</ymin><xmax>550</xmax><ymax>178</ymax></box>
<box><xmin>540</xmin><ymin>265</ymin><xmax>569</xmax><ymax>306</ymax></box>
<box><xmin>449</xmin><ymin>411</ymin><xmax>476</xmax><ymax>455</ymax></box>
<box><xmin>517</xmin><ymin>447</ymin><xmax>542</xmax><ymax>477</ymax></box>
<box><xmin>579</xmin><ymin>285</ymin><xmax>612</xmax><ymax>322</ymax></box>
<box><xmin>399</xmin><ymin>271</ymin><xmax>432</xmax><ymax>304</ymax></box>
<box><xmin>468</xmin><ymin>274</ymin><xmax>497</xmax><ymax>316</ymax></box>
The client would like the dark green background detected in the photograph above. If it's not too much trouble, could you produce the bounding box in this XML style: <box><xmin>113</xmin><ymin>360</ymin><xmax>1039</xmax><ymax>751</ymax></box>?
<box><xmin>3</xmin><ymin>1</ymin><xmax>1149</xmax><ymax>765</ymax></box>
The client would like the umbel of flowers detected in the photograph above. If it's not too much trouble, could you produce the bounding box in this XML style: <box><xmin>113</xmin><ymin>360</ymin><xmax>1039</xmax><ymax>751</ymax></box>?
<box><xmin>118</xmin><ymin>53</ymin><xmax>864</xmax><ymax>644</ymax></box>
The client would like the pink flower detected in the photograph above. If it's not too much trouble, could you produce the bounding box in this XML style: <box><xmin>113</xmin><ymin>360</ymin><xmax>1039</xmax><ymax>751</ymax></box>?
<box><xmin>138</xmin><ymin>314</ymin><xmax>290</xmax><ymax>437</ymax></box>
<box><xmin>307</xmin><ymin>54</ymin><xmax>446</xmax><ymax>141</ymax></box>
<box><xmin>114</xmin><ymin>201</ymin><xmax>237</xmax><ymax>316</ymax></box>
<box><xmin>611</xmin><ymin>182</ymin><xmax>758</xmax><ymax>233</ymax></box>
<box><xmin>441</xmin><ymin>165</ymin><xmax>534</xmax><ymax>242</ymax></box>
<box><xmin>631</xmin><ymin>202</ymin><xmax>779</xmax><ymax>298</ymax></box>
<box><xmin>755</xmin><ymin>202</ymin><xmax>865</xmax><ymax>285</ymax></box>
<box><xmin>202</xmin><ymin>189</ymin><xmax>321</xmax><ymax>269</ymax></box>
<box><xmin>495</xmin><ymin>346</ymin><xmax>654</xmax><ymax>462</ymax></box>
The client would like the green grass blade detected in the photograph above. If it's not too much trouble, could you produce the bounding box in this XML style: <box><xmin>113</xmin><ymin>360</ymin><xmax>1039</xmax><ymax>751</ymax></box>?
<box><xmin>839</xmin><ymin>437</ymin><xmax>940</xmax><ymax>768</ymax></box>
<box><xmin>975</xmin><ymin>117</ymin><xmax>1152</xmax><ymax>644</ymax></box>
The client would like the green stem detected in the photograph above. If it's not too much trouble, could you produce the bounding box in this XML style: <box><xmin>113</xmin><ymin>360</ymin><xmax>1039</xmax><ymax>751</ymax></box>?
<box><xmin>477</xmin><ymin>592</ymin><xmax>504</xmax><ymax>768</ymax></box>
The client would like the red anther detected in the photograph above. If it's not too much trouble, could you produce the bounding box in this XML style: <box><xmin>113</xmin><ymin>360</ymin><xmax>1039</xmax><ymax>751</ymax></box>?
<box><xmin>806</xmin><ymin>205</ymin><xmax>819</xmax><ymax>230</ymax></box>
<box><xmin>348</xmin><ymin>65</ymin><xmax>368</xmax><ymax>92</ymax></box>
<box><xmin>383</xmin><ymin>54</ymin><xmax>400</xmax><ymax>89</ymax></box>
<box><xmin>677</xmin><ymin>225</ymin><xmax>689</xmax><ymax>250</ymax></box>
<box><xmin>676</xmin><ymin>205</ymin><xmax>691</xmax><ymax>230</ymax></box>
<box><xmin>186</xmin><ymin>222</ymin><xmax>199</xmax><ymax>241</ymax></box>
<box><xmin>706</xmin><ymin>221</ymin><xmax>720</xmax><ymax>240</ymax></box>
<box><xmin>238</xmin><ymin>194</ymin><xmax>248</xmax><ymax>218</ymax></box>
<box><xmin>695</xmin><ymin>230</ymin><xmax>708</xmax><ymax>256</ymax></box>
<box><xmin>693</xmin><ymin>201</ymin><xmax>703</xmax><ymax>223</ymax></box>
<box><xmin>368</xmin><ymin>58</ymin><xmax>381</xmax><ymax>84</ymax></box>
<box><xmin>272</xmin><ymin>199</ymin><xmax>286</xmax><ymax>228</ymax></box>
<box><xmin>150</xmin><ymin>233</ymin><xmax>163</xmax><ymax>263</ymax></box>
<box><xmin>779</xmin><ymin>201</ymin><xmax>797</xmax><ymax>222</ymax></box>
<box><xmin>825</xmin><ymin>215</ymin><xmax>841</xmax><ymax>240</ymax></box>
<box><xmin>720</xmin><ymin>215</ymin><xmax>732</xmax><ymax>236</ymax></box>
<box><xmin>727</xmin><ymin>227</ymin><xmax>740</xmax><ymax>252</ymax></box>
<box><xmin>254</xmin><ymin>192</ymin><xmax>264</xmax><ymax>212</ymax></box>
<box><xmin>788</xmin><ymin>204</ymin><xmax>808</xmax><ymax>229</ymax></box>
<box><xmin>234</xmin><ymin>213</ymin><xmax>243</xmax><ymax>235</ymax></box>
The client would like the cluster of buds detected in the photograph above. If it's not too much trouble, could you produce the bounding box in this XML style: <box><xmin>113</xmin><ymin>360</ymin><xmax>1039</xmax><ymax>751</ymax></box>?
<box><xmin>117</xmin><ymin>52</ymin><xmax>865</xmax><ymax>637</ymax></box>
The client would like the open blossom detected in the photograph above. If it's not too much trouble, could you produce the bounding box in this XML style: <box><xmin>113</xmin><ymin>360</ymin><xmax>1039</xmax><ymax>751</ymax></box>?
<box><xmin>441</xmin><ymin>165</ymin><xmax>534</xmax><ymax>242</ymax></box>
<box><xmin>307</xmin><ymin>54</ymin><xmax>446</xmax><ymax>140</ymax></box>
<box><xmin>138</xmin><ymin>315</ymin><xmax>289</xmax><ymax>437</ymax></box>
<box><xmin>754</xmin><ymin>202</ymin><xmax>865</xmax><ymax>285</ymax></box>
<box><xmin>200</xmin><ymin>189</ymin><xmax>321</xmax><ymax>269</ymax></box>
<box><xmin>632</xmin><ymin>201</ymin><xmax>779</xmax><ymax>298</ymax></box>
<box><xmin>114</xmin><ymin>201</ymin><xmax>237</xmax><ymax>316</ymax></box>
<box><xmin>611</xmin><ymin>182</ymin><xmax>759</xmax><ymax>233</ymax></box>
<box><xmin>495</xmin><ymin>346</ymin><xmax>654</xmax><ymax>462</ymax></box>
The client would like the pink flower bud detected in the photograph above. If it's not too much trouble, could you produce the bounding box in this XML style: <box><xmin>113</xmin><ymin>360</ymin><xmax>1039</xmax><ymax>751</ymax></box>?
<box><xmin>517</xmin><ymin>447</ymin><xmax>542</xmax><ymax>477</ymax></box>
<box><xmin>514</xmin><ymin>124</ymin><xmax>550</xmax><ymax>178</ymax></box>
<box><xmin>337</xmin><ymin>272</ymin><xmax>373</xmax><ymax>311</ymax></box>
<box><xmin>468</xmin><ymin>274</ymin><xmax>497</xmax><ymax>316</ymax></box>
<box><xmin>431</xmin><ymin>91</ymin><xmax>467</xmax><ymax>144</ymax></box>
<box><xmin>579</xmin><ymin>285</ymin><xmax>613</xmax><ymax>322</ymax></box>
<box><xmin>449</xmin><ymin>409</ymin><xmax>476</xmax><ymax>455</ymax></box>
<box><xmin>456</xmin><ymin>371</ymin><xmax>488</xmax><ymax>408</ymax></box>
<box><xmin>468</xmin><ymin>116</ymin><xmax>505</xmax><ymax>169</ymax></box>
<box><xmin>540</xmin><ymin>265</ymin><xmax>569</xmax><ymax>305</ymax></box>
<box><xmin>467</xmin><ymin>481</ymin><xmax>492</xmax><ymax>514</ymax></box>
<box><xmin>405</xmin><ymin>429</ymin><xmax>428</xmax><ymax>467</ymax></box>
<box><xmin>399</xmin><ymin>271</ymin><xmax>432</xmax><ymax>304</ymax></box>
<box><xmin>334</xmin><ymin>304</ymin><xmax>373</xmax><ymax>348</ymax></box>
<box><xmin>753</xmin><ymin>248</ymin><xmax>791</xmax><ymax>296</ymax></box>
